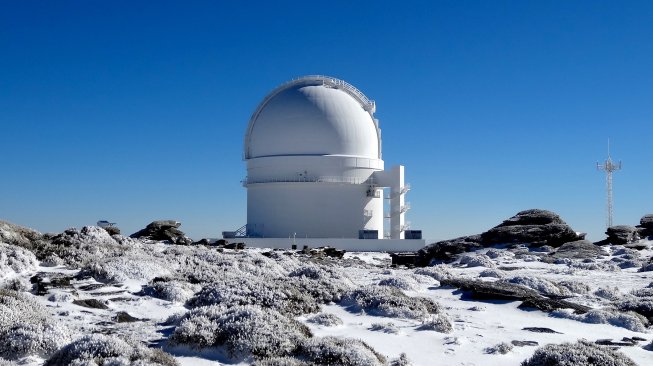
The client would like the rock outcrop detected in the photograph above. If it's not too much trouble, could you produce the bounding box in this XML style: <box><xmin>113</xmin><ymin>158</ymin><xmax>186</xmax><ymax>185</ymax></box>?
<box><xmin>130</xmin><ymin>220</ymin><xmax>193</xmax><ymax>245</ymax></box>
<box><xmin>606</xmin><ymin>225</ymin><xmax>640</xmax><ymax>245</ymax></box>
<box><xmin>417</xmin><ymin>209</ymin><xmax>581</xmax><ymax>265</ymax></box>
<box><xmin>638</xmin><ymin>214</ymin><xmax>653</xmax><ymax>239</ymax></box>
<box><xmin>481</xmin><ymin>209</ymin><xmax>579</xmax><ymax>247</ymax></box>
<box><xmin>549</xmin><ymin>240</ymin><xmax>606</xmax><ymax>261</ymax></box>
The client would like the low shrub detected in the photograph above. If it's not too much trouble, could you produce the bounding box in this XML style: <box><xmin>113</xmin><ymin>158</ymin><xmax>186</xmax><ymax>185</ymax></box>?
<box><xmin>377</xmin><ymin>276</ymin><xmax>420</xmax><ymax>291</ymax></box>
<box><xmin>416</xmin><ymin>315</ymin><xmax>453</xmax><ymax>333</ymax></box>
<box><xmin>341</xmin><ymin>285</ymin><xmax>442</xmax><ymax>320</ymax></box>
<box><xmin>170</xmin><ymin>305</ymin><xmax>311</xmax><ymax>359</ymax></box>
<box><xmin>0</xmin><ymin>243</ymin><xmax>38</xmax><ymax>278</ymax></box>
<box><xmin>413</xmin><ymin>266</ymin><xmax>453</xmax><ymax>281</ymax></box>
<box><xmin>0</xmin><ymin>290</ymin><xmax>71</xmax><ymax>359</ymax></box>
<box><xmin>297</xmin><ymin>336</ymin><xmax>386</xmax><ymax>366</ymax></box>
<box><xmin>520</xmin><ymin>340</ymin><xmax>637</xmax><ymax>366</ymax></box>
<box><xmin>369</xmin><ymin>322</ymin><xmax>399</xmax><ymax>334</ymax></box>
<box><xmin>140</xmin><ymin>279</ymin><xmax>201</xmax><ymax>303</ymax></box>
<box><xmin>506</xmin><ymin>276</ymin><xmax>572</xmax><ymax>297</ymax></box>
<box><xmin>306</xmin><ymin>313</ymin><xmax>343</xmax><ymax>327</ymax></box>
<box><xmin>551</xmin><ymin>308</ymin><xmax>647</xmax><ymax>332</ymax></box>
<box><xmin>188</xmin><ymin>273</ymin><xmax>320</xmax><ymax>316</ymax></box>
<box><xmin>485</xmin><ymin>342</ymin><xmax>513</xmax><ymax>354</ymax></box>
<box><xmin>44</xmin><ymin>334</ymin><xmax>178</xmax><ymax>366</ymax></box>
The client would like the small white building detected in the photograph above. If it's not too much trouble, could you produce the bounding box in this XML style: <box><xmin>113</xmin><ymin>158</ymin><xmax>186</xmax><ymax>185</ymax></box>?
<box><xmin>226</xmin><ymin>75</ymin><xmax>424</xmax><ymax>251</ymax></box>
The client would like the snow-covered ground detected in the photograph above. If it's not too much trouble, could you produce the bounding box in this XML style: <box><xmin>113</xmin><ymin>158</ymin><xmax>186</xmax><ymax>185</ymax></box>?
<box><xmin>1</xmin><ymin>223</ymin><xmax>653</xmax><ymax>365</ymax></box>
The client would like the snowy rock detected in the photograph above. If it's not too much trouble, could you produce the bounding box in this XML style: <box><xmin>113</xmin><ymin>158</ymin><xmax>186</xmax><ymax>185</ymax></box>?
<box><xmin>549</xmin><ymin>240</ymin><xmax>605</xmax><ymax>260</ymax></box>
<box><xmin>606</xmin><ymin>225</ymin><xmax>640</xmax><ymax>244</ymax></box>
<box><xmin>459</xmin><ymin>253</ymin><xmax>495</xmax><ymax>268</ymax></box>
<box><xmin>130</xmin><ymin>220</ymin><xmax>192</xmax><ymax>245</ymax></box>
<box><xmin>481</xmin><ymin>209</ymin><xmax>579</xmax><ymax>247</ymax></box>
<box><xmin>415</xmin><ymin>235</ymin><xmax>483</xmax><ymax>265</ymax></box>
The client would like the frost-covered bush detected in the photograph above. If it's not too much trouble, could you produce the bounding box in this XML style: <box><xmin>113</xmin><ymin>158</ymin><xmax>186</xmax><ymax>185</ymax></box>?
<box><xmin>413</xmin><ymin>266</ymin><xmax>453</xmax><ymax>281</ymax></box>
<box><xmin>378</xmin><ymin>276</ymin><xmax>420</xmax><ymax>291</ymax></box>
<box><xmin>390</xmin><ymin>353</ymin><xmax>412</xmax><ymax>366</ymax></box>
<box><xmin>342</xmin><ymin>285</ymin><xmax>442</xmax><ymax>320</ymax></box>
<box><xmin>616</xmin><ymin>297</ymin><xmax>653</xmax><ymax>318</ymax></box>
<box><xmin>0</xmin><ymin>290</ymin><xmax>71</xmax><ymax>359</ymax></box>
<box><xmin>417</xmin><ymin>315</ymin><xmax>453</xmax><ymax>333</ymax></box>
<box><xmin>252</xmin><ymin>357</ymin><xmax>310</xmax><ymax>366</ymax></box>
<box><xmin>43</xmin><ymin>226</ymin><xmax>142</xmax><ymax>268</ymax></box>
<box><xmin>47</xmin><ymin>292</ymin><xmax>73</xmax><ymax>303</ymax></box>
<box><xmin>485</xmin><ymin>342</ymin><xmax>513</xmax><ymax>354</ymax></box>
<box><xmin>520</xmin><ymin>340</ymin><xmax>637</xmax><ymax>366</ymax></box>
<box><xmin>44</xmin><ymin>334</ymin><xmax>178</xmax><ymax>366</ymax></box>
<box><xmin>170</xmin><ymin>305</ymin><xmax>311</xmax><ymax>359</ymax></box>
<box><xmin>140</xmin><ymin>279</ymin><xmax>201</xmax><ymax>303</ymax></box>
<box><xmin>551</xmin><ymin>308</ymin><xmax>647</xmax><ymax>332</ymax></box>
<box><xmin>506</xmin><ymin>276</ymin><xmax>572</xmax><ymax>297</ymax></box>
<box><xmin>0</xmin><ymin>243</ymin><xmax>38</xmax><ymax>278</ymax></box>
<box><xmin>297</xmin><ymin>336</ymin><xmax>386</xmax><ymax>366</ymax></box>
<box><xmin>0</xmin><ymin>277</ymin><xmax>31</xmax><ymax>292</ymax></box>
<box><xmin>594</xmin><ymin>286</ymin><xmax>621</xmax><ymax>300</ymax></box>
<box><xmin>306</xmin><ymin>313</ymin><xmax>343</xmax><ymax>327</ymax></box>
<box><xmin>288</xmin><ymin>263</ymin><xmax>353</xmax><ymax>303</ymax></box>
<box><xmin>556</xmin><ymin>280</ymin><xmax>590</xmax><ymax>294</ymax></box>
<box><xmin>188</xmin><ymin>272</ymin><xmax>319</xmax><ymax>316</ymax></box>
<box><xmin>459</xmin><ymin>254</ymin><xmax>495</xmax><ymax>268</ymax></box>
<box><xmin>479</xmin><ymin>269</ymin><xmax>504</xmax><ymax>278</ymax></box>
<box><xmin>369</xmin><ymin>322</ymin><xmax>399</xmax><ymax>334</ymax></box>
<box><xmin>485</xmin><ymin>248</ymin><xmax>503</xmax><ymax>259</ymax></box>
<box><xmin>79</xmin><ymin>254</ymin><xmax>171</xmax><ymax>283</ymax></box>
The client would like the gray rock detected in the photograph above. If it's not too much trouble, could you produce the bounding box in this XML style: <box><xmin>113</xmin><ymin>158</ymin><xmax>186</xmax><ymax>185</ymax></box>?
<box><xmin>640</xmin><ymin>214</ymin><xmax>653</xmax><ymax>228</ymax></box>
<box><xmin>481</xmin><ymin>209</ymin><xmax>579</xmax><ymax>247</ymax></box>
<box><xmin>549</xmin><ymin>240</ymin><xmax>605</xmax><ymax>260</ymax></box>
<box><xmin>606</xmin><ymin>225</ymin><xmax>640</xmax><ymax>245</ymax></box>
<box><xmin>440</xmin><ymin>278</ymin><xmax>590</xmax><ymax>314</ymax></box>
<box><xmin>512</xmin><ymin>340</ymin><xmax>539</xmax><ymax>347</ymax></box>
<box><xmin>130</xmin><ymin>220</ymin><xmax>193</xmax><ymax>245</ymax></box>
<box><xmin>103</xmin><ymin>226</ymin><xmax>121</xmax><ymax>236</ymax></box>
<box><xmin>522</xmin><ymin>327</ymin><xmax>562</xmax><ymax>334</ymax></box>
<box><xmin>416</xmin><ymin>235</ymin><xmax>482</xmax><ymax>265</ymax></box>
<box><xmin>72</xmin><ymin>299</ymin><xmax>109</xmax><ymax>309</ymax></box>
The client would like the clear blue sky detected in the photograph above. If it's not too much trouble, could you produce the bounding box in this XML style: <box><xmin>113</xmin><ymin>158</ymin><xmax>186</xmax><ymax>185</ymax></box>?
<box><xmin>1</xmin><ymin>1</ymin><xmax>652</xmax><ymax>242</ymax></box>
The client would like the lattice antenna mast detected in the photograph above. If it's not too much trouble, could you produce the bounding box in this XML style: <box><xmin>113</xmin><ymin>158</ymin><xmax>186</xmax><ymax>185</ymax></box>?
<box><xmin>596</xmin><ymin>139</ymin><xmax>622</xmax><ymax>228</ymax></box>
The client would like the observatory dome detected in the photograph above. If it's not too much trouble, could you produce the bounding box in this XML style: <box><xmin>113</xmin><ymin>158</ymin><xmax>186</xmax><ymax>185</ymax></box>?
<box><xmin>245</xmin><ymin>76</ymin><xmax>381</xmax><ymax>159</ymax></box>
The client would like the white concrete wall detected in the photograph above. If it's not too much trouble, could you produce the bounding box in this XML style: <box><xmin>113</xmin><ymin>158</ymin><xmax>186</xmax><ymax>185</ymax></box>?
<box><xmin>237</xmin><ymin>237</ymin><xmax>425</xmax><ymax>252</ymax></box>
<box><xmin>247</xmin><ymin>182</ymin><xmax>383</xmax><ymax>238</ymax></box>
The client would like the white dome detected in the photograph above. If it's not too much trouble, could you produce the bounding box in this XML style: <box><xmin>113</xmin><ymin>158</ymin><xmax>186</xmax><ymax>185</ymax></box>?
<box><xmin>244</xmin><ymin>76</ymin><xmax>381</xmax><ymax>159</ymax></box>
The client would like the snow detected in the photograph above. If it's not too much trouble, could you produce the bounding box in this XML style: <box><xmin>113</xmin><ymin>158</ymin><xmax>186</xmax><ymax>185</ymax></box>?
<box><xmin>1</xmin><ymin>233</ymin><xmax>652</xmax><ymax>365</ymax></box>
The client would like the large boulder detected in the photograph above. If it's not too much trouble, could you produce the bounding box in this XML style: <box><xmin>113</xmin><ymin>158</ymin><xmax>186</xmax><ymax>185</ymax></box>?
<box><xmin>415</xmin><ymin>235</ymin><xmax>482</xmax><ymax>266</ymax></box>
<box><xmin>638</xmin><ymin>214</ymin><xmax>653</xmax><ymax>238</ymax></box>
<box><xmin>549</xmin><ymin>240</ymin><xmax>606</xmax><ymax>260</ymax></box>
<box><xmin>606</xmin><ymin>225</ymin><xmax>640</xmax><ymax>245</ymax></box>
<box><xmin>130</xmin><ymin>220</ymin><xmax>193</xmax><ymax>245</ymax></box>
<box><xmin>481</xmin><ymin>209</ymin><xmax>579</xmax><ymax>247</ymax></box>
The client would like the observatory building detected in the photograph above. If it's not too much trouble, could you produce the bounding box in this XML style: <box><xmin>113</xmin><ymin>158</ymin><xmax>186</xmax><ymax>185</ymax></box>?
<box><xmin>225</xmin><ymin>75</ymin><xmax>424</xmax><ymax>251</ymax></box>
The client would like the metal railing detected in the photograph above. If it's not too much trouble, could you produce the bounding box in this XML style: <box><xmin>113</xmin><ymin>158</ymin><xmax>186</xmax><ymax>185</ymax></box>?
<box><xmin>242</xmin><ymin>175</ymin><xmax>371</xmax><ymax>186</ymax></box>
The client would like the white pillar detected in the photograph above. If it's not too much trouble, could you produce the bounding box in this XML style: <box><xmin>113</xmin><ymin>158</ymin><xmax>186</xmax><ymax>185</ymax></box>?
<box><xmin>390</xmin><ymin>165</ymin><xmax>405</xmax><ymax>239</ymax></box>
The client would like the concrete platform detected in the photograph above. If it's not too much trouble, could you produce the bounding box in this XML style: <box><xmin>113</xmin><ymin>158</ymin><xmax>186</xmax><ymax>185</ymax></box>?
<box><xmin>233</xmin><ymin>238</ymin><xmax>425</xmax><ymax>252</ymax></box>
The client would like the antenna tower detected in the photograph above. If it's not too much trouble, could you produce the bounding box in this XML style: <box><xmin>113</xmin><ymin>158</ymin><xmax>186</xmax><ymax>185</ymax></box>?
<box><xmin>596</xmin><ymin>140</ymin><xmax>622</xmax><ymax>228</ymax></box>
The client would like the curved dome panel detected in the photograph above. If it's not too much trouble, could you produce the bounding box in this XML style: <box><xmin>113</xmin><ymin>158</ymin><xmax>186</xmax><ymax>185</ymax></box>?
<box><xmin>245</xmin><ymin>77</ymin><xmax>380</xmax><ymax>159</ymax></box>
